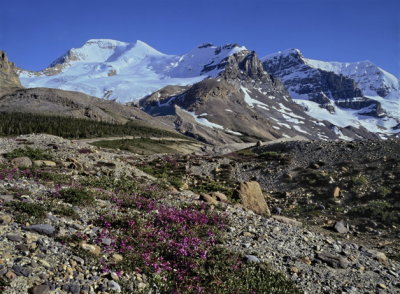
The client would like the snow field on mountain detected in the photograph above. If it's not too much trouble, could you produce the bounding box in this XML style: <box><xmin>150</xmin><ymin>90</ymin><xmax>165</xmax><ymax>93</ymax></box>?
<box><xmin>19</xmin><ymin>39</ymin><xmax>247</xmax><ymax>103</ymax></box>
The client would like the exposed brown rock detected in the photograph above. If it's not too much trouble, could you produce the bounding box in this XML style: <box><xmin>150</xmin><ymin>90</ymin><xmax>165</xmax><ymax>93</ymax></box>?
<box><xmin>236</xmin><ymin>181</ymin><xmax>271</xmax><ymax>216</ymax></box>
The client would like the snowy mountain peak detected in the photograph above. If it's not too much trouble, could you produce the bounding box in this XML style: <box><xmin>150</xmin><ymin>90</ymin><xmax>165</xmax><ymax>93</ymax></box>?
<box><xmin>167</xmin><ymin>43</ymin><xmax>247</xmax><ymax>78</ymax></box>
<box><xmin>20</xmin><ymin>40</ymin><xmax>250</xmax><ymax>102</ymax></box>
<box><xmin>263</xmin><ymin>49</ymin><xmax>400</xmax><ymax>137</ymax></box>
<box><xmin>263</xmin><ymin>48</ymin><xmax>303</xmax><ymax>61</ymax></box>
<box><xmin>82</xmin><ymin>39</ymin><xmax>129</xmax><ymax>48</ymax></box>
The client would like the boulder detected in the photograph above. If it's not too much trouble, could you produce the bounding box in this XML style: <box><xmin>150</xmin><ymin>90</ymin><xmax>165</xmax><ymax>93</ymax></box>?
<box><xmin>79</xmin><ymin>242</ymin><xmax>101</xmax><ymax>256</ymax></box>
<box><xmin>25</xmin><ymin>224</ymin><xmax>55</xmax><ymax>236</ymax></box>
<box><xmin>200</xmin><ymin>194</ymin><xmax>219</xmax><ymax>205</ymax></box>
<box><xmin>210</xmin><ymin>191</ymin><xmax>228</xmax><ymax>202</ymax></box>
<box><xmin>0</xmin><ymin>214</ymin><xmax>12</xmax><ymax>225</ymax></box>
<box><xmin>332</xmin><ymin>186</ymin><xmax>341</xmax><ymax>198</ymax></box>
<box><xmin>236</xmin><ymin>181</ymin><xmax>271</xmax><ymax>216</ymax></box>
<box><xmin>333</xmin><ymin>220</ymin><xmax>349</xmax><ymax>234</ymax></box>
<box><xmin>11</xmin><ymin>156</ymin><xmax>32</xmax><ymax>168</ymax></box>
<box><xmin>245</xmin><ymin>255</ymin><xmax>261</xmax><ymax>263</ymax></box>
<box><xmin>317</xmin><ymin>252</ymin><xmax>349</xmax><ymax>269</ymax></box>
<box><xmin>33</xmin><ymin>160</ymin><xmax>57</xmax><ymax>167</ymax></box>
<box><xmin>32</xmin><ymin>285</ymin><xmax>50</xmax><ymax>294</ymax></box>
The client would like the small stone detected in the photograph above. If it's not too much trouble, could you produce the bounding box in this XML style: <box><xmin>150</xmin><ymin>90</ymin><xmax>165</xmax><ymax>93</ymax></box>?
<box><xmin>200</xmin><ymin>193</ymin><xmax>219</xmax><ymax>205</ymax></box>
<box><xmin>110</xmin><ymin>272</ymin><xmax>119</xmax><ymax>280</ymax></box>
<box><xmin>38</xmin><ymin>259</ymin><xmax>51</xmax><ymax>268</ymax></box>
<box><xmin>333</xmin><ymin>220</ymin><xmax>348</xmax><ymax>234</ymax></box>
<box><xmin>332</xmin><ymin>186</ymin><xmax>341</xmax><ymax>198</ymax></box>
<box><xmin>272</xmin><ymin>215</ymin><xmax>303</xmax><ymax>227</ymax></box>
<box><xmin>138</xmin><ymin>282</ymin><xmax>147</xmax><ymax>289</ymax></box>
<box><xmin>317</xmin><ymin>252</ymin><xmax>349</xmax><ymax>269</ymax></box>
<box><xmin>6</xmin><ymin>234</ymin><xmax>23</xmax><ymax>242</ymax></box>
<box><xmin>79</xmin><ymin>242</ymin><xmax>101</xmax><ymax>256</ymax></box>
<box><xmin>5</xmin><ymin>271</ymin><xmax>17</xmax><ymax>280</ymax></box>
<box><xmin>245</xmin><ymin>255</ymin><xmax>260</xmax><ymax>263</ymax></box>
<box><xmin>301</xmin><ymin>256</ymin><xmax>312</xmax><ymax>265</ymax></box>
<box><xmin>25</xmin><ymin>224</ymin><xmax>55</xmax><ymax>236</ymax></box>
<box><xmin>16</xmin><ymin>244</ymin><xmax>30</xmax><ymax>253</ymax></box>
<box><xmin>33</xmin><ymin>160</ymin><xmax>57</xmax><ymax>167</ymax></box>
<box><xmin>290</xmin><ymin>266</ymin><xmax>299</xmax><ymax>273</ymax></box>
<box><xmin>210</xmin><ymin>192</ymin><xmax>228</xmax><ymax>202</ymax></box>
<box><xmin>243</xmin><ymin>232</ymin><xmax>254</xmax><ymax>237</ymax></box>
<box><xmin>378</xmin><ymin>283</ymin><xmax>387</xmax><ymax>289</ymax></box>
<box><xmin>364</xmin><ymin>249</ymin><xmax>389</xmax><ymax>266</ymax></box>
<box><xmin>11</xmin><ymin>157</ymin><xmax>32</xmax><ymax>168</ymax></box>
<box><xmin>108</xmin><ymin>280</ymin><xmax>121</xmax><ymax>293</ymax></box>
<box><xmin>71</xmin><ymin>255</ymin><xmax>85</xmax><ymax>265</ymax></box>
<box><xmin>112</xmin><ymin>253</ymin><xmax>123</xmax><ymax>262</ymax></box>
<box><xmin>101</xmin><ymin>238</ymin><xmax>112</xmax><ymax>246</ymax></box>
<box><xmin>0</xmin><ymin>214</ymin><xmax>12</xmax><ymax>225</ymax></box>
<box><xmin>31</xmin><ymin>284</ymin><xmax>50</xmax><ymax>294</ymax></box>
<box><xmin>69</xmin><ymin>283</ymin><xmax>81</xmax><ymax>294</ymax></box>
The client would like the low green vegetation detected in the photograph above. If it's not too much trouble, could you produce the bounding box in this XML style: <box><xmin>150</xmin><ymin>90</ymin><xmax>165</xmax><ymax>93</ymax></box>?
<box><xmin>190</xmin><ymin>180</ymin><xmax>234</xmax><ymax>199</ymax></box>
<box><xmin>0</xmin><ymin>112</ymin><xmax>186</xmax><ymax>139</ymax></box>
<box><xmin>58</xmin><ymin>188</ymin><xmax>95</xmax><ymax>206</ymax></box>
<box><xmin>8</xmin><ymin>201</ymin><xmax>47</xmax><ymax>223</ymax></box>
<box><xmin>136</xmin><ymin>157</ymin><xmax>186</xmax><ymax>189</ymax></box>
<box><xmin>5</xmin><ymin>147</ymin><xmax>52</xmax><ymax>160</ymax></box>
<box><xmin>80</xmin><ymin>175</ymin><xmax>139</xmax><ymax>194</ymax></box>
<box><xmin>348</xmin><ymin>200</ymin><xmax>400</xmax><ymax>225</ymax></box>
<box><xmin>351</xmin><ymin>174</ymin><xmax>368</xmax><ymax>186</ymax></box>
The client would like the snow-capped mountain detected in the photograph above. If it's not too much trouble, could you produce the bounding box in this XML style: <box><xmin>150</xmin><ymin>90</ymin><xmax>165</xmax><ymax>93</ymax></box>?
<box><xmin>262</xmin><ymin>49</ymin><xmax>400</xmax><ymax>137</ymax></box>
<box><xmin>15</xmin><ymin>39</ymin><xmax>400</xmax><ymax>141</ymax></box>
<box><xmin>19</xmin><ymin>39</ymin><xmax>246</xmax><ymax>103</ymax></box>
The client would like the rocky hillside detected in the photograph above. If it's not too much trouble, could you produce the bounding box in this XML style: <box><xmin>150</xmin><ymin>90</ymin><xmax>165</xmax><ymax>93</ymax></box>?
<box><xmin>0</xmin><ymin>50</ymin><xmax>183</xmax><ymax>136</ymax></box>
<box><xmin>263</xmin><ymin>49</ymin><xmax>400</xmax><ymax>138</ymax></box>
<box><xmin>0</xmin><ymin>134</ymin><xmax>399</xmax><ymax>293</ymax></box>
<box><xmin>0</xmin><ymin>51</ymin><xmax>22</xmax><ymax>96</ymax></box>
<box><xmin>0</xmin><ymin>87</ymin><xmax>170</xmax><ymax>126</ymax></box>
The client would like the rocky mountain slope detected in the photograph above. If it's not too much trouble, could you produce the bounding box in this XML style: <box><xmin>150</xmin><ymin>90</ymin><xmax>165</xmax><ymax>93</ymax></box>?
<box><xmin>140</xmin><ymin>49</ymin><xmax>378</xmax><ymax>143</ymax></box>
<box><xmin>263</xmin><ymin>49</ymin><xmax>400</xmax><ymax>138</ymax></box>
<box><xmin>0</xmin><ymin>134</ymin><xmax>399</xmax><ymax>293</ymax></box>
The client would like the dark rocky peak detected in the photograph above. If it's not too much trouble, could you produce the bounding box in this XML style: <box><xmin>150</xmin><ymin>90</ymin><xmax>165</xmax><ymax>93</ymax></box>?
<box><xmin>49</xmin><ymin>49</ymin><xmax>79</xmax><ymax>68</ymax></box>
<box><xmin>0</xmin><ymin>50</ymin><xmax>22</xmax><ymax>95</ymax></box>
<box><xmin>219</xmin><ymin>50</ymin><xmax>270</xmax><ymax>82</ymax></box>
<box><xmin>198</xmin><ymin>43</ymin><xmax>214</xmax><ymax>49</ymax></box>
<box><xmin>263</xmin><ymin>48</ymin><xmax>306</xmax><ymax>73</ymax></box>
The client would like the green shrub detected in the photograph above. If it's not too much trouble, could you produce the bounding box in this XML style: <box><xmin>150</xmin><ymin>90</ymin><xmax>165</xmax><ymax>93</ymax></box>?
<box><xmin>8</xmin><ymin>201</ymin><xmax>47</xmax><ymax>222</ymax></box>
<box><xmin>5</xmin><ymin>147</ymin><xmax>52</xmax><ymax>160</ymax></box>
<box><xmin>59</xmin><ymin>188</ymin><xmax>95</xmax><ymax>206</ymax></box>
<box><xmin>349</xmin><ymin>200</ymin><xmax>400</xmax><ymax>225</ymax></box>
<box><xmin>190</xmin><ymin>180</ymin><xmax>234</xmax><ymax>198</ymax></box>
<box><xmin>351</xmin><ymin>175</ymin><xmax>368</xmax><ymax>186</ymax></box>
<box><xmin>80</xmin><ymin>176</ymin><xmax>138</xmax><ymax>194</ymax></box>
<box><xmin>51</xmin><ymin>204</ymin><xmax>79</xmax><ymax>218</ymax></box>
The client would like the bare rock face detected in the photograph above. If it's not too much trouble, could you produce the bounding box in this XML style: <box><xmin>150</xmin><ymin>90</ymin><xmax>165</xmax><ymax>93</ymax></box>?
<box><xmin>236</xmin><ymin>181</ymin><xmax>271</xmax><ymax>216</ymax></box>
<box><xmin>0</xmin><ymin>51</ymin><xmax>22</xmax><ymax>96</ymax></box>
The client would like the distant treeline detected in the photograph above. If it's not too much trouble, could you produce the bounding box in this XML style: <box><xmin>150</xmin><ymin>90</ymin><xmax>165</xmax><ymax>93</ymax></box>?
<box><xmin>0</xmin><ymin>112</ymin><xmax>184</xmax><ymax>139</ymax></box>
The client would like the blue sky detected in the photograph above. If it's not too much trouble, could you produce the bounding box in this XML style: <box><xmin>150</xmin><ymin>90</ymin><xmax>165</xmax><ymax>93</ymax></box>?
<box><xmin>1</xmin><ymin>0</ymin><xmax>399</xmax><ymax>76</ymax></box>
